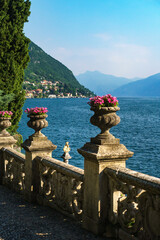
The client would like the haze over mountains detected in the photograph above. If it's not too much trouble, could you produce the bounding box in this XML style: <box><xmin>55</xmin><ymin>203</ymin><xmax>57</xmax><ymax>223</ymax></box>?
<box><xmin>76</xmin><ymin>71</ymin><xmax>139</xmax><ymax>95</ymax></box>
<box><xmin>113</xmin><ymin>73</ymin><xmax>160</xmax><ymax>97</ymax></box>
<box><xmin>76</xmin><ymin>71</ymin><xmax>160</xmax><ymax>97</ymax></box>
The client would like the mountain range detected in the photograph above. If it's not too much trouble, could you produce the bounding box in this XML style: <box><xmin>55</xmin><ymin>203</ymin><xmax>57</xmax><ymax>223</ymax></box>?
<box><xmin>76</xmin><ymin>71</ymin><xmax>160</xmax><ymax>97</ymax></box>
<box><xmin>112</xmin><ymin>73</ymin><xmax>160</xmax><ymax>97</ymax></box>
<box><xmin>76</xmin><ymin>71</ymin><xmax>139</xmax><ymax>95</ymax></box>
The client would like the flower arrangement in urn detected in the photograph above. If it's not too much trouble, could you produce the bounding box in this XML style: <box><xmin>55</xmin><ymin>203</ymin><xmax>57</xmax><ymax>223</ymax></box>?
<box><xmin>24</xmin><ymin>107</ymin><xmax>48</xmax><ymax>115</ymax></box>
<box><xmin>0</xmin><ymin>111</ymin><xmax>13</xmax><ymax>136</ymax></box>
<box><xmin>0</xmin><ymin>111</ymin><xmax>13</xmax><ymax>118</ymax></box>
<box><xmin>24</xmin><ymin>107</ymin><xmax>48</xmax><ymax>137</ymax></box>
<box><xmin>88</xmin><ymin>94</ymin><xmax>120</xmax><ymax>144</ymax></box>
<box><xmin>88</xmin><ymin>94</ymin><xmax>119</xmax><ymax>109</ymax></box>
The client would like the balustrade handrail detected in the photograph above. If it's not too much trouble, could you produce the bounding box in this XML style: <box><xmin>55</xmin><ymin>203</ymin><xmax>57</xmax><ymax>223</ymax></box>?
<box><xmin>35</xmin><ymin>156</ymin><xmax>84</xmax><ymax>182</ymax></box>
<box><xmin>104</xmin><ymin>165</ymin><xmax>160</xmax><ymax>194</ymax></box>
<box><xmin>1</xmin><ymin>147</ymin><xmax>25</xmax><ymax>164</ymax></box>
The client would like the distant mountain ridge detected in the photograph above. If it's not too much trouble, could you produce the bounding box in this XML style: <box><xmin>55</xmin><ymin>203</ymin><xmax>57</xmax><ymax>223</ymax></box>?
<box><xmin>76</xmin><ymin>71</ymin><xmax>137</xmax><ymax>95</ymax></box>
<box><xmin>113</xmin><ymin>73</ymin><xmax>160</xmax><ymax>97</ymax></box>
<box><xmin>24</xmin><ymin>42</ymin><xmax>93</xmax><ymax>96</ymax></box>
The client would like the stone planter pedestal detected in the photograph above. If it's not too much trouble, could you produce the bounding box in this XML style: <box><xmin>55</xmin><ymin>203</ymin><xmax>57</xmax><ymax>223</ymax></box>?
<box><xmin>0</xmin><ymin>117</ymin><xmax>17</xmax><ymax>184</ymax></box>
<box><xmin>78</xmin><ymin>107</ymin><xmax>134</xmax><ymax>235</ymax></box>
<box><xmin>22</xmin><ymin>114</ymin><xmax>57</xmax><ymax>202</ymax></box>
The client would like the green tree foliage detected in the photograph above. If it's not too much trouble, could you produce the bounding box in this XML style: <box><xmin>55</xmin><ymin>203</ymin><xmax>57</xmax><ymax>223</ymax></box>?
<box><xmin>0</xmin><ymin>90</ymin><xmax>14</xmax><ymax>109</ymax></box>
<box><xmin>0</xmin><ymin>0</ymin><xmax>31</xmax><ymax>133</ymax></box>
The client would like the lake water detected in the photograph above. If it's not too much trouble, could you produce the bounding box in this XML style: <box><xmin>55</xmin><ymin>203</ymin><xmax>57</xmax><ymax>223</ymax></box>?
<box><xmin>18</xmin><ymin>97</ymin><xmax>160</xmax><ymax>178</ymax></box>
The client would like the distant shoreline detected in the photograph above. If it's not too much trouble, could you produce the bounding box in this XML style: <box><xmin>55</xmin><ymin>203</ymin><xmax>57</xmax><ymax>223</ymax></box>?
<box><xmin>25</xmin><ymin>96</ymin><xmax>89</xmax><ymax>99</ymax></box>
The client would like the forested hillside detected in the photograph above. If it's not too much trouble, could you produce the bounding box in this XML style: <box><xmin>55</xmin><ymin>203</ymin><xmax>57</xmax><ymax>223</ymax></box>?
<box><xmin>24</xmin><ymin>42</ymin><xmax>93</xmax><ymax>96</ymax></box>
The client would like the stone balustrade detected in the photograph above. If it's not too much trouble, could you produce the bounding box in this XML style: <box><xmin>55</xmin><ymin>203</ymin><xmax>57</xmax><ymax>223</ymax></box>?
<box><xmin>35</xmin><ymin>156</ymin><xmax>84</xmax><ymax>219</ymax></box>
<box><xmin>104</xmin><ymin>166</ymin><xmax>160</xmax><ymax>240</ymax></box>
<box><xmin>0</xmin><ymin>109</ymin><xmax>159</xmax><ymax>240</ymax></box>
<box><xmin>1</xmin><ymin>147</ymin><xmax>25</xmax><ymax>193</ymax></box>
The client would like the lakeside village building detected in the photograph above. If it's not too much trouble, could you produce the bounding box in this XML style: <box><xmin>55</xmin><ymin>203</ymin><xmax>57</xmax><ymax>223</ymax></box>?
<box><xmin>24</xmin><ymin>80</ymin><xmax>85</xmax><ymax>98</ymax></box>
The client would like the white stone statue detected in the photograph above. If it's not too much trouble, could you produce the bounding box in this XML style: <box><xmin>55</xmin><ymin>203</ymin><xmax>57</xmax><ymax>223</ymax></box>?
<box><xmin>61</xmin><ymin>142</ymin><xmax>71</xmax><ymax>163</ymax></box>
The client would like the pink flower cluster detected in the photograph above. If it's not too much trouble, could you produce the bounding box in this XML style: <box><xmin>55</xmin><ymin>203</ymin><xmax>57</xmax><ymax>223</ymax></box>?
<box><xmin>88</xmin><ymin>94</ymin><xmax>119</xmax><ymax>108</ymax></box>
<box><xmin>25</xmin><ymin>107</ymin><xmax>48</xmax><ymax>115</ymax></box>
<box><xmin>0</xmin><ymin>111</ymin><xmax>13</xmax><ymax>117</ymax></box>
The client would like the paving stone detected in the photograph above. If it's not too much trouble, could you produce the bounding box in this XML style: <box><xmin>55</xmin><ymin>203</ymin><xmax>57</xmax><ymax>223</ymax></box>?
<box><xmin>0</xmin><ymin>186</ymin><xmax>110</xmax><ymax>240</ymax></box>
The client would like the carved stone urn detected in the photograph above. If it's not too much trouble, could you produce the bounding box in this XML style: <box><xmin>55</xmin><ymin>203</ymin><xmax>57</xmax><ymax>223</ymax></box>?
<box><xmin>27</xmin><ymin>114</ymin><xmax>48</xmax><ymax>137</ymax></box>
<box><xmin>0</xmin><ymin>117</ymin><xmax>12</xmax><ymax>136</ymax></box>
<box><xmin>90</xmin><ymin>106</ymin><xmax>120</xmax><ymax>144</ymax></box>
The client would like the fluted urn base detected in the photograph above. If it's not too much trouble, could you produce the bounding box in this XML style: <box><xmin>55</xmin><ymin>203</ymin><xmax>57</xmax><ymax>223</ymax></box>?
<box><xmin>78</xmin><ymin>106</ymin><xmax>134</xmax><ymax>161</ymax></box>
<box><xmin>27</xmin><ymin>114</ymin><xmax>48</xmax><ymax>137</ymax></box>
<box><xmin>0</xmin><ymin>117</ymin><xmax>12</xmax><ymax>137</ymax></box>
<box><xmin>22</xmin><ymin>113</ymin><xmax>57</xmax><ymax>153</ymax></box>
<box><xmin>90</xmin><ymin>107</ymin><xmax>120</xmax><ymax>145</ymax></box>
<box><xmin>91</xmin><ymin>133</ymin><xmax>120</xmax><ymax>145</ymax></box>
<box><xmin>0</xmin><ymin>117</ymin><xmax>17</xmax><ymax>149</ymax></box>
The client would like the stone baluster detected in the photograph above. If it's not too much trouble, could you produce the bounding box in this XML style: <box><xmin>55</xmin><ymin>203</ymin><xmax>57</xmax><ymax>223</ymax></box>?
<box><xmin>22</xmin><ymin>113</ymin><xmax>57</xmax><ymax>202</ymax></box>
<box><xmin>0</xmin><ymin>117</ymin><xmax>17</xmax><ymax>184</ymax></box>
<box><xmin>78</xmin><ymin>106</ymin><xmax>134</xmax><ymax>236</ymax></box>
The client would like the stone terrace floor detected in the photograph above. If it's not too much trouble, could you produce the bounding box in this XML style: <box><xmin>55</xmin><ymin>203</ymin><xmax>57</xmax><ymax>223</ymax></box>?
<box><xmin>0</xmin><ymin>186</ymin><xmax>110</xmax><ymax>240</ymax></box>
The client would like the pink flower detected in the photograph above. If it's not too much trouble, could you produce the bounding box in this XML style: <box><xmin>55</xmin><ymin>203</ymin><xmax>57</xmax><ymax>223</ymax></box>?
<box><xmin>88</xmin><ymin>94</ymin><xmax>119</xmax><ymax>108</ymax></box>
<box><xmin>25</xmin><ymin>107</ymin><xmax>48</xmax><ymax>115</ymax></box>
<box><xmin>0</xmin><ymin>111</ymin><xmax>13</xmax><ymax>117</ymax></box>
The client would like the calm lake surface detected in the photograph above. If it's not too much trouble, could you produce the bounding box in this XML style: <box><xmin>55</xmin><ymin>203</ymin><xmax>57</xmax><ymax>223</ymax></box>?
<box><xmin>18</xmin><ymin>97</ymin><xmax>160</xmax><ymax>178</ymax></box>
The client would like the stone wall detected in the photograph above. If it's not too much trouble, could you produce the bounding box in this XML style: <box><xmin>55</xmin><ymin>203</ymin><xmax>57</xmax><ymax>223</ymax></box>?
<box><xmin>0</xmin><ymin>147</ymin><xmax>84</xmax><ymax>221</ymax></box>
<box><xmin>1</xmin><ymin>147</ymin><xmax>25</xmax><ymax>193</ymax></box>
<box><xmin>104</xmin><ymin>166</ymin><xmax>160</xmax><ymax>239</ymax></box>
<box><xmin>35</xmin><ymin>156</ymin><xmax>84</xmax><ymax>219</ymax></box>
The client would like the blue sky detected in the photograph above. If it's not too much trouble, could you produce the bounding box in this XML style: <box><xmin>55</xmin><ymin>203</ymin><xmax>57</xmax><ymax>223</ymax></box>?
<box><xmin>24</xmin><ymin>0</ymin><xmax>160</xmax><ymax>78</ymax></box>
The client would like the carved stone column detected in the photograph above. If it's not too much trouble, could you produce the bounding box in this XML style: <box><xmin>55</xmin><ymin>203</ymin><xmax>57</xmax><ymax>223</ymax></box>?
<box><xmin>0</xmin><ymin>117</ymin><xmax>17</xmax><ymax>184</ymax></box>
<box><xmin>78</xmin><ymin>107</ymin><xmax>134</xmax><ymax>235</ymax></box>
<box><xmin>22</xmin><ymin>114</ymin><xmax>57</xmax><ymax>202</ymax></box>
